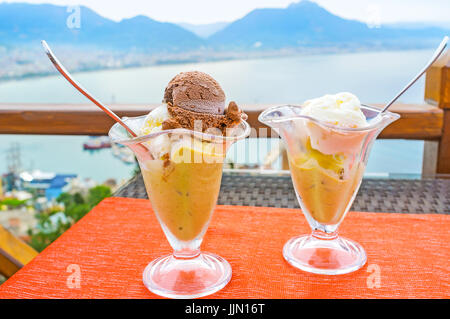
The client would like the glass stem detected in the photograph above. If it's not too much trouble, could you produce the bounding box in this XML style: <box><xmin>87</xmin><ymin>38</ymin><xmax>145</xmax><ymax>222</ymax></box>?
<box><xmin>173</xmin><ymin>247</ymin><xmax>201</xmax><ymax>259</ymax></box>
<box><xmin>312</xmin><ymin>228</ymin><xmax>338</xmax><ymax>240</ymax></box>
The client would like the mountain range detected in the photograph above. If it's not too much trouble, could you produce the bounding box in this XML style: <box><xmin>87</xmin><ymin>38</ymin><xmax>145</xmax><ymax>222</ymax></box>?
<box><xmin>0</xmin><ymin>1</ymin><xmax>448</xmax><ymax>52</ymax></box>
<box><xmin>0</xmin><ymin>3</ymin><xmax>202</xmax><ymax>51</ymax></box>
<box><xmin>209</xmin><ymin>1</ymin><xmax>447</xmax><ymax>50</ymax></box>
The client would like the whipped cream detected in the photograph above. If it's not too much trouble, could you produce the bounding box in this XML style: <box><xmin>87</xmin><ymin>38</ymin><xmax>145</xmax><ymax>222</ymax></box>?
<box><xmin>302</xmin><ymin>92</ymin><xmax>368</xmax><ymax>128</ymax></box>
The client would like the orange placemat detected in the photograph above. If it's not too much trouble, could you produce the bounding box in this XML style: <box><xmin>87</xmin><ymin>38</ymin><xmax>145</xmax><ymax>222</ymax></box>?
<box><xmin>0</xmin><ymin>198</ymin><xmax>448</xmax><ymax>299</ymax></box>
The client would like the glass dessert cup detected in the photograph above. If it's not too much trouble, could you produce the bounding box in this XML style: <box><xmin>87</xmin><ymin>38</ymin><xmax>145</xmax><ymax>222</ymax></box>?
<box><xmin>109</xmin><ymin>114</ymin><xmax>250</xmax><ymax>298</ymax></box>
<box><xmin>259</xmin><ymin>105</ymin><xmax>399</xmax><ymax>275</ymax></box>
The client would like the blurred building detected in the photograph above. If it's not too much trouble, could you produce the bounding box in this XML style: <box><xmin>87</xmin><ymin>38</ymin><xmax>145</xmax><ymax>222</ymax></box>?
<box><xmin>20</xmin><ymin>170</ymin><xmax>77</xmax><ymax>201</ymax></box>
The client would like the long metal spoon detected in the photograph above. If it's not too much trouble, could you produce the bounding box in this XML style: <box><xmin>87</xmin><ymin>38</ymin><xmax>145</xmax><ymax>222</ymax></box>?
<box><xmin>41</xmin><ymin>40</ymin><xmax>138</xmax><ymax>137</ymax></box>
<box><xmin>381</xmin><ymin>36</ymin><xmax>448</xmax><ymax>113</ymax></box>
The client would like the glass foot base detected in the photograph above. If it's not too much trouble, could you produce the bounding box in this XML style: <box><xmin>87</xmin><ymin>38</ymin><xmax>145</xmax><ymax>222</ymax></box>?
<box><xmin>143</xmin><ymin>252</ymin><xmax>231</xmax><ymax>299</ymax></box>
<box><xmin>283</xmin><ymin>234</ymin><xmax>367</xmax><ymax>275</ymax></box>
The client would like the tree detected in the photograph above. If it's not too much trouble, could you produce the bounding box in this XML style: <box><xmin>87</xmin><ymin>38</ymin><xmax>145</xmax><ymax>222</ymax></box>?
<box><xmin>28</xmin><ymin>185</ymin><xmax>112</xmax><ymax>252</ymax></box>
<box><xmin>87</xmin><ymin>186</ymin><xmax>112</xmax><ymax>207</ymax></box>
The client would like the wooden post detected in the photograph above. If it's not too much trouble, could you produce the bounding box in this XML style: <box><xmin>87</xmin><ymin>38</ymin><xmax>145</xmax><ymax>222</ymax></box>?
<box><xmin>0</xmin><ymin>225</ymin><xmax>38</xmax><ymax>278</ymax></box>
<box><xmin>422</xmin><ymin>141</ymin><xmax>438</xmax><ymax>176</ymax></box>
<box><xmin>425</xmin><ymin>51</ymin><xmax>450</xmax><ymax>174</ymax></box>
<box><xmin>281</xmin><ymin>148</ymin><xmax>290</xmax><ymax>170</ymax></box>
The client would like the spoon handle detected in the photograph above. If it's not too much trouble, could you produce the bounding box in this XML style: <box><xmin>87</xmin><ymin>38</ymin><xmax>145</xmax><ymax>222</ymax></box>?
<box><xmin>41</xmin><ymin>40</ymin><xmax>138</xmax><ymax>137</ymax></box>
<box><xmin>382</xmin><ymin>36</ymin><xmax>448</xmax><ymax>113</ymax></box>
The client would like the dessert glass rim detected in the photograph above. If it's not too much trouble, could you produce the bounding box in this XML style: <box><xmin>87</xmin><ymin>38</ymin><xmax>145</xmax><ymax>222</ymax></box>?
<box><xmin>259</xmin><ymin>104</ymin><xmax>400</xmax><ymax>133</ymax></box>
<box><xmin>109</xmin><ymin>114</ymin><xmax>252</xmax><ymax>145</ymax></box>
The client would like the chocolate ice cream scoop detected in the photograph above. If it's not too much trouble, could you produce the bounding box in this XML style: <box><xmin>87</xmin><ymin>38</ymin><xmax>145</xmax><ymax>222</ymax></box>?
<box><xmin>162</xmin><ymin>71</ymin><xmax>247</xmax><ymax>135</ymax></box>
<box><xmin>163</xmin><ymin>71</ymin><xmax>226</xmax><ymax>115</ymax></box>
<box><xmin>163</xmin><ymin>101</ymin><xmax>246</xmax><ymax>134</ymax></box>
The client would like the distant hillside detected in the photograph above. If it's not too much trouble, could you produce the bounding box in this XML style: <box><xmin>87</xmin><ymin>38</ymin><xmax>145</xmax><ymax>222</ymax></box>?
<box><xmin>0</xmin><ymin>1</ymin><xmax>447</xmax><ymax>52</ymax></box>
<box><xmin>178</xmin><ymin>22</ymin><xmax>230</xmax><ymax>38</ymax></box>
<box><xmin>0</xmin><ymin>3</ymin><xmax>204</xmax><ymax>52</ymax></box>
<box><xmin>386</xmin><ymin>21</ymin><xmax>450</xmax><ymax>30</ymax></box>
<box><xmin>209</xmin><ymin>1</ymin><xmax>448</xmax><ymax>50</ymax></box>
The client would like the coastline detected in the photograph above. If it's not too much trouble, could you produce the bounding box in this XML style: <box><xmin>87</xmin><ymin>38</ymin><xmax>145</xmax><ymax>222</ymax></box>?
<box><xmin>0</xmin><ymin>45</ymin><xmax>436</xmax><ymax>84</ymax></box>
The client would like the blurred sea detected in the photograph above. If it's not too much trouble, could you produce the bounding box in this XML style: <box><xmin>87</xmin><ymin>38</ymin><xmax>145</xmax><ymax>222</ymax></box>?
<box><xmin>0</xmin><ymin>49</ymin><xmax>431</xmax><ymax>182</ymax></box>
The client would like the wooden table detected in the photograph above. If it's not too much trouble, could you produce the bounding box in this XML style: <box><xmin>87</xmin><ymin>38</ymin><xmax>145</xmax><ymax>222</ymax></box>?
<box><xmin>0</xmin><ymin>198</ymin><xmax>448</xmax><ymax>299</ymax></box>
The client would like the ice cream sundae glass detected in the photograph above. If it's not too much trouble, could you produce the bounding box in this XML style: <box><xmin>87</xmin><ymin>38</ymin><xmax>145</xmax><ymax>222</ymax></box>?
<box><xmin>109</xmin><ymin>71</ymin><xmax>250</xmax><ymax>298</ymax></box>
<box><xmin>259</xmin><ymin>93</ymin><xmax>399</xmax><ymax>275</ymax></box>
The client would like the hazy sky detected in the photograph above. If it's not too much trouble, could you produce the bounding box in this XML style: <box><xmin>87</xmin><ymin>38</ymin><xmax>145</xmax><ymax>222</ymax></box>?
<box><xmin>1</xmin><ymin>0</ymin><xmax>449</xmax><ymax>24</ymax></box>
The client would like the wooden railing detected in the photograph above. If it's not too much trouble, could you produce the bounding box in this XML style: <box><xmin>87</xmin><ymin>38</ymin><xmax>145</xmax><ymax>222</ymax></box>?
<box><xmin>0</xmin><ymin>102</ymin><xmax>444</xmax><ymax>174</ymax></box>
<box><xmin>0</xmin><ymin>102</ymin><xmax>443</xmax><ymax>138</ymax></box>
